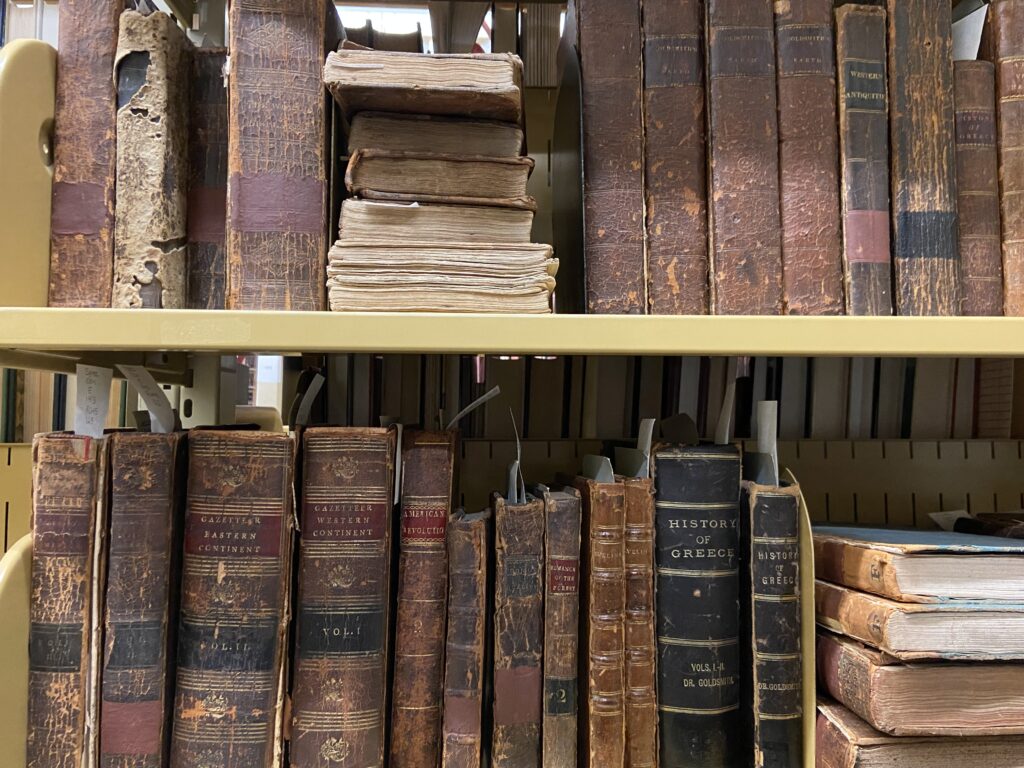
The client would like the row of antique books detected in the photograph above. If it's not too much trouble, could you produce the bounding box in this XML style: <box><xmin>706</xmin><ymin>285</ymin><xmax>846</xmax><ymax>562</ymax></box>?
<box><xmin>573</xmin><ymin>0</ymin><xmax>1024</xmax><ymax>316</ymax></box>
<box><xmin>27</xmin><ymin>426</ymin><xmax>804</xmax><ymax>768</ymax></box>
<box><xmin>812</xmin><ymin>526</ymin><xmax>1024</xmax><ymax>766</ymax></box>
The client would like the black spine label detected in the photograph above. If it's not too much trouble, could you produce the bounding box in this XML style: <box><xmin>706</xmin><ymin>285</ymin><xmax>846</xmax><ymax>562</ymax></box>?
<box><xmin>776</xmin><ymin>24</ymin><xmax>833</xmax><ymax>76</ymax></box>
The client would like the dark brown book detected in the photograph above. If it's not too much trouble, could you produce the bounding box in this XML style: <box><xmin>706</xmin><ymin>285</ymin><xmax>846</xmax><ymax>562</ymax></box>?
<box><xmin>540</xmin><ymin>486</ymin><xmax>582</xmax><ymax>768</ymax></box>
<box><xmin>835</xmin><ymin>4</ymin><xmax>893</xmax><ymax>316</ymax></box>
<box><xmin>491</xmin><ymin>495</ymin><xmax>545</xmax><ymax>767</ymax></box>
<box><xmin>643</xmin><ymin>0</ymin><xmax>708</xmax><ymax>315</ymax></box>
<box><xmin>576</xmin><ymin>0</ymin><xmax>647</xmax><ymax>314</ymax></box>
<box><xmin>169</xmin><ymin>431</ymin><xmax>295</xmax><ymax>768</ymax></box>
<box><xmin>100</xmin><ymin>433</ymin><xmax>185</xmax><ymax>768</ymax></box>
<box><xmin>887</xmin><ymin>0</ymin><xmax>960</xmax><ymax>315</ymax></box>
<box><xmin>441</xmin><ymin>510</ymin><xmax>490</xmax><ymax>768</ymax></box>
<box><xmin>347</xmin><ymin>112</ymin><xmax>524</xmax><ymax>157</ymax></box>
<box><xmin>226</xmin><ymin>0</ymin><xmax>337</xmax><ymax>311</ymax></box>
<box><xmin>27</xmin><ymin>434</ymin><xmax>109</xmax><ymax>768</ymax></box>
<box><xmin>707</xmin><ymin>0</ymin><xmax>784</xmax><ymax>315</ymax></box>
<box><xmin>290</xmin><ymin>427</ymin><xmax>397</xmax><ymax>768</ymax></box>
<box><xmin>390</xmin><ymin>430</ymin><xmax>457</xmax><ymax>768</ymax></box>
<box><xmin>775</xmin><ymin>0</ymin><xmax>843</xmax><ymax>315</ymax></box>
<box><xmin>187</xmin><ymin>48</ymin><xmax>228</xmax><ymax>310</ymax></box>
<box><xmin>48</xmin><ymin>0</ymin><xmax>120</xmax><ymax>307</ymax></box>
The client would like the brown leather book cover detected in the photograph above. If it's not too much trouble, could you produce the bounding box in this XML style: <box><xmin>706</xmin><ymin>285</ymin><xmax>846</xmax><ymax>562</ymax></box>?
<box><xmin>707</xmin><ymin>0</ymin><xmax>784</xmax><ymax>315</ymax></box>
<box><xmin>187</xmin><ymin>48</ymin><xmax>228</xmax><ymax>310</ymax></box>
<box><xmin>540</xmin><ymin>486</ymin><xmax>581</xmax><ymax>768</ymax></box>
<box><xmin>888</xmin><ymin>0</ymin><xmax>961</xmax><ymax>315</ymax></box>
<box><xmin>27</xmin><ymin>434</ymin><xmax>109</xmax><ymax>768</ymax></box>
<box><xmin>441</xmin><ymin>509</ymin><xmax>490</xmax><ymax>768</ymax></box>
<box><xmin>290</xmin><ymin>427</ymin><xmax>397</xmax><ymax>768</ymax></box>
<box><xmin>835</xmin><ymin>4</ymin><xmax>893</xmax><ymax>316</ymax></box>
<box><xmin>574</xmin><ymin>476</ymin><xmax>626</xmax><ymax>768</ymax></box>
<box><xmin>775</xmin><ymin>0</ymin><xmax>843</xmax><ymax>315</ymax></box>
<box><xmin>643</xmin><ymin>0</ymin><xmax>708</xmax><ymax>315</ymax></box>
<box><xmin>992</xmin><ymin>0</ymin><xmax>1024</xmax><ymax>315</ymax></box>
<box><xmin>576</xmin><ymin>0</ymin><xmax>647</xmax><ymax>314</ymax></box>
<box><xmin>389</xmin><ymin>429</ymin><xmax>457</xmax><ymax>768</ymax></box>
<box><xmin>48</xmin><ymin>0</ymin><xmax>120</xmax><ymax>307</ymax></box>
<box><xmin>226</xmin><ymin>0</ymin><xmax>335</xmax><ymax>311</ymax></box>
<box><xmin>100</xmin><ymin>433</ymin><xmax>186</xmax><ymax>768</ymax></box>
<box><xmin>169</xmin><ymin>431</ymin><xmax>295</xmax><ymax>768</ymax></box>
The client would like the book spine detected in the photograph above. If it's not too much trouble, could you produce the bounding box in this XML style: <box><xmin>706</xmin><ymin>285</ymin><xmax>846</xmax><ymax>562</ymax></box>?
<box><xmin>542</xmin><ymin>491</ymin><xmax>582</xmax><ymax>768</ymax></box>
<box><xmin>814</xmin><ymin>581</ymin><xmax>895</xmax><ymax>654</ymax></box>
<box><xmin>291</xmin><ymin>428</ymin><xmax>396</xmax><ymax>768</ymax></box>
<box><xmin>101</xmin><ymin>433</ymin><xmax>185</xmax><ymax>768</ymax></box>
<box><xmin>835</xmin><ymin>4</ymin><xmax>893</xmax><ymax>316</ymax></box>
<box><xmin>48</xmin><ymin>0</ymin><xmax>120</xmax><ymax>307</ymax></box>
<box><xmin>746</xmin><ymin>483</ymin><xmax>803</xmax><ymax>768</ymax></box>
<box><xmin>887</xmin><ymin>0</ymin><xmax>960</xmax><ymax>315</ymax></box>
<box><xmin>652</xmin><ymin>444</ymin><xmax>741</xmax><ymax>768</ymax></box>
<box><xmin>492</xmin><ymin>497</ymin><xmax>545</xmax><ymax>766</ymax></box>
<box><xmin>814</xmin><ymin>710</ymin><xmax>859</xmax><ymax>768</ymax></box>
<box><xmin>441</xmin><ymin>512</ymin><xmax>489</xmax><ymax>768</ymax></box>
<box><xmin>113</xmin><ymin>11</ymin><xmax>190</xmax><ymax>309</ymax></box>
<box><xmin>815</xmin><ymin>634</ymin><xmax>877</xmax><ymax>733</ymax></box>
<box><xmin>187</xmin><ymin>48</ymin><xmax>229</xmax><ymax>310</ymax></box>
<box><xmin>775</xmin><ymin>0</ymin><xmax>843</xmax><ymax>315</ymax></box>
<box><xmin>226</xmin><ymin>0</ymin><xmax>329</xmax><ymax>311</ymax></box>
<box><xmin>578</xmin><ymin>0</ymin><xmax>647</xmax><ymax>314</ymax></box>
<box><xmin>643</xmin><ymin>0</ymin><xmax>708</xmax><ymax>315</ymax></box>
<box><xmin>27</xmin><ymin>435</ymin><xmax>108</xmax><ymax>768</ymax></box>
<box><xmin>390</xmin><ymin>430</ymin><xmax>457</xmax><ymax>768</ymax></box>
<box><xmin>994</xmin><ymin>0</ymin><xmax>1024</xmax><ymax>315</ymax></box>
<box><xmin>169</xmin><ymin>431</ymin><xmax>294</xmax><ymax>768</ymax></box>
<box><xmin>623</xmin><ymin>478</ymin><xmax>657</xmax><ymax>768</ymax></box>
<box><xmin>811</xmin><ymin>539</ymin><xmax>903</xmax><ymax>600</ymax></box>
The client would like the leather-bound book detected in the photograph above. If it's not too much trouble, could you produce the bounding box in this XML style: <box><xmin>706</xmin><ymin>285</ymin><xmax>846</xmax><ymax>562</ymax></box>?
<box><xmin>775</xmin><ymin>0</ymin><xmax>843</xmax><ymax>315</ymax></box>
<box><xmin>100</xmin><ymin>433</ymin><xmax>186</xmax><ymax>768</ymax></box>
<box><xmin>113</xmin><ymin>10</ymin><xmax>191</xmax><ymax>309</ymax></box>
<box><xmin>48</xmin><ymin>0</ymin><xmax>120</xmax><ymax>307</ymax></box>
<box><xmin>27</xmin><ymin>434</ymin><xmax>109</xmax><ymax>768</ymax></box>
<box><xmin>187</xmin><ymin>48</ymin><xmax>228</xmax><ymax>310</ymax></box>
<box><xmin>887</xmin><ymin>0</ymin><xmax>960</xmax><ymax>315</ymax></box>
<box><xmin>643</xmin><ymin>0</ymin><xmax>708</xmax><ymax>315</ymax></box>
<box><xmin>290</xmin><ymin>427</ymin><xmax>397</xmax><ymax>768</ymax></box>
<box><xmin>622</xmin><ymin>477</ymin><xmax>657</xmax><ymax>768</ymax></box>
<box><xmin>576</xmin><ymin>0</ymin><xmax>646</xmax><ymax>314</ymax></box>
<box><xmin>574</xmin><ymin>475</ymin><xmax>627</xmax><ymax>768</ymax></box>
<box><xmin>651</xmin><ymin>442</ymin><xmax>741</xmax><ymax>768</ymax></box>
<box><xmin>539</xmin><ymin>486</ymin><xmax>581</xmax><ymax>768</ymax></box>
<box><xmin>707</xmin><ymin>0</ymin><xmax>784</xmax><ymax>315</ymax></box>
<box><xmin>169</xmin><ymin>431</ymin><xmax>295</xmax><ymax>768</ymax></box>
<box><xmin>491</xmin><ymin>495</ymin><xmax>545</xmax><ymax>766</ymax></box>
<box><xmin>835</xmin><ymin>4</ymin><xmax>893</xmax><ymax>316</ymax></box>
<box><xmin>955</xmin><ymin>61</ymin><xmax>1004</xmax><ymax>316</ymax></box>
<box><xmin>390</xmin><ymin>430</ymin><xmax>457</xmax><ymax>768</ymax></box>
<box><xmin>227</xmin><ymin>0</ymin><xmax>338</xmax><ymax>311</ymax></box>
<box><xmin>441</xmin><ymin>509</ymin><xmax>490</xmax><ymax>768</ymax></box>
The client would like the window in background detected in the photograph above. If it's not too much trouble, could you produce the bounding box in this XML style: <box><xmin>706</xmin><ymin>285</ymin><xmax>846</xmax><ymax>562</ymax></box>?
<box><xmin>337</xmin><ymin>4</ymin><xmax>434</xmax><ymax>51</ymax></box>
<box><xmin>3</xmin><ymin>0</ymin><xmax>58</xmax><ymax>46</ymax></box>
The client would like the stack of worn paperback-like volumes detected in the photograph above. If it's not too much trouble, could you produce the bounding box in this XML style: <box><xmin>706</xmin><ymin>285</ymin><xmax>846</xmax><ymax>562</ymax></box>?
<box><xmin>322</xmin><ymin>49</ymin><xmax>558</xmax><ymax>313</ymax></box>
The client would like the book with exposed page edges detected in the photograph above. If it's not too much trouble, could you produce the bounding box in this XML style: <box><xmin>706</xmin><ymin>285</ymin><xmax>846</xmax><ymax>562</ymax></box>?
<box><xmin>338</xmin><ymin>199</ymin><xmax>535</xmax><ymax>245</ymax></box>
<box><xmin>347</xmin><ymin>112</ymin><xmax>524</xmax><ymax>157</ymax></box>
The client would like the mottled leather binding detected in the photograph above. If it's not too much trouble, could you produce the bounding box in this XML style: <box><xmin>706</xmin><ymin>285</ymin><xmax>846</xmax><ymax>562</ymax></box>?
<box><xmin>887</xmin><ymin>0</ymin><xmax>960</xmax><ymax>315</ymax></box>
<box><xmin>643</xmin><ymin>0</ymin><xmax>708</xmax><ymax>315</ymax></box>
<box><xmin>707</xmin><ymin>0</ymin><xmax>784</xmax><ymax>315</ymax></box>
<box><xmin>576</xmin><ymin>0</ymin><xmax>647</xmax><ymax>314</ymax></box>
<box><xmin>540</xmin><ymin>487</ymin><xmax>581</xmax><ymax>768</ymax></box>
<box><xmin>441</xmin><ymin>510</ymin><xmax>490</xmax><ymax>768</ymax></box>
<box><xmin>390</xmin><ymin>430</ymin><xmax>457</xmax><ymax>768</ymax></box>
<box><xmin>169</xmin><ymin>431</ymin><xmax>295</xmax><ymax>768</ymax></box>
<box><xmin>291</xmin><ymin>427</ymin><xmax>397</xmax><ymax>768</ymax></box>
<box><xmin>101</xmin><ymin>433</ymin><xmax>186</xmax><ymax>768</ymax></box>
<box><xmin>651</xmin><ymin>443</ymin><xmax>741</xmax><ymax>768</ymax></box>
<box><xmin>574</xmin><ymin>476</ymin><xmax>626</xmax><ymax>768</ymax></box>
<box><xmin>491</xmin><ymin>495</ymin><xmax>545</xmax><ymax>767</ymax></box>
<box><xmin>835</xmin><ymin>4</ymin><xmax>893</xmax><ymax>316</ymax></box>
<box><xmin>775</xmin><ymin>0</ymin><xmax>843</xmax><ymax>315</ymax></box>
<box><xmin>27</xmin><ymin>434</ymin><xmax>109</xmax><ymax>768</ymax></box>
<box><xmin>48</xmin><ymin>0</ymin><xmax>120</xmax><ymax>307</ymax></box>
<box><xmin>187</xmin><ymin>48</ymin><xmax>228</xmax><ymax>310</ymax></box>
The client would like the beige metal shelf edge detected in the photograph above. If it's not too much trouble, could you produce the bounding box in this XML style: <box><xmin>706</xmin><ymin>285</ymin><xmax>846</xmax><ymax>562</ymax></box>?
<box><xmin>2</xmin><ymin>308</ymin><xmax>1023</xmax><ymax>356</ymax></box>
<box><xmin>0</xmin><ymin>534</ymin><xmax>30</xmax><ymax>768</ymax></box>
